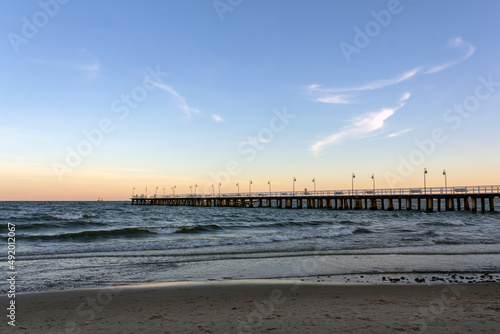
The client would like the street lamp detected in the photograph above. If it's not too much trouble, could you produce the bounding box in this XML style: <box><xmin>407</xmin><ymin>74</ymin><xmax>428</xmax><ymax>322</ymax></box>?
<box><xmin>443</xmin><ymin>169</ymin><xmax>447</xmax><ymax>193</ymax></box>
<box><xmin>352</xmin><ymin>173</ymin><xmax>355</xmax><ymax>193</ymax></box>
<box><xmin>268</xmin><ymin>181</ymin><xmax>271</xmax><ymax>195</ymax></box>
<box><xmin>146</xmin><ymin>187</ymin><xmax>148</xmax><ymax>197</ymax></box>
<box><xmin>293</xmin><ymin>177</ymin><xmax>296</xmax><ymax>195</ymax></box>
<box><xmin>194</xmin><ymin>184</ymin><xmax>197</xmax><ymax>195</ymax></box>
<box><xmin>371</xmin><ymin>174</ymin><xmax>375</xmax><ymax>192</ymax></box>
<box><xmin>163</xmin><ymin>187</ymin><xmax>165</xmax><ymax>197</ymax></box>
<box><xmin>190</xmin><ymin>185</ymin><xmax>193</xmax><ymax>196</ymax></box>
<box><xmin>249</xmin><ymin>180</ymin><xmax>252</xmax><ymax>195</ymax></box>
<box><xmin>132</xmin><ymin>187</ymin><xmax>135</xmax><ymax>197</ymax></box>
<box><xmin>312</xmin><ymin>178</ymin><xmax>316</xmax><ymax>193</ymax></box>
<box><xmin>424</xmin><ymin>168</ymin><xmax>428</xmax><ymax>194</ymax></box>
<box><xmin>236</xmin><ymin>183</ymin><xmax>239</xmax><ymax>195</ymax></box>
<box><xmin>155</xmin><ymin>186</ymin><xmax>158</xmax><ymax>197</ymax></box>
<box><xmin>211</xmin><ymin>184</ymin><xmax>215</xmax><ymax>196</ymax></box>
<box><xmin>218</xmin><ymin>182</ymin><xmax>221</xmax><ymax>196</ymax></box>
<box><xmin>171</xmin><ymin>185</ymin><xmax>176</xmax><ymax>197</ymax></box>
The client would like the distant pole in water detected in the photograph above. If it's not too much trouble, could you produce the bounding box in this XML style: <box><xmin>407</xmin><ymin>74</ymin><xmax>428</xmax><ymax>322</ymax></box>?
<box><xmin>312</xmin><ymin>178</ymin><xmax>316</xmax><ymax>193</ymax></box>
<box><xmin>371</xmin><ymin>174</ymin><xmax>375</xmax><ymax>192</ymax></box>
<box><xmin>268</xmin><ymin>180</ymin><xmax>271</xmax><ymax>195</ymax></box>
<box><xmin>443</xmin><ymin>169</ymin><xmax>447</xmax><ymax>193</ymax></box>
<box><xmin>424</xmin><ymin>168</ymin><xmax>428</xmax><ymax>194</ymax></box>
<box><xmin>352</xmin><ymin>173</ymin><xmax>355</xmax><ymax>193</ymax></box>
<box><xmin>293</xmin><ymin>177</ymin><xmax>296</xmax><ymax>196</ymax></box>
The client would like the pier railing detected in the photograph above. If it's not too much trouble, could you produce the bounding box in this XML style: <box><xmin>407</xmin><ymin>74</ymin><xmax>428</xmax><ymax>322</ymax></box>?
<box><xmin>131</xmin><ymin>185</ymin><xmax>500</xmax><ymax>199</ymax></box>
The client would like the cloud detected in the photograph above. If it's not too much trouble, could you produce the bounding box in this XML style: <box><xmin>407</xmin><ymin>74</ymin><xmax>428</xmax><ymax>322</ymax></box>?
<box><xmin>149</xmin><ymin>81</ymin><xmax>201</xmax><ymax>117</ymax></box>
<box><xmin>311</xmin><ymin>92</ymin><xmax>410</xmax><ymax>156</ymax></box>
<box><xmin>211</xmin><ymin>114</ymin><xmax>224</xmax><ymax>122</ymax></box>
<box><xmin>388</xmin><ymin>128</ymin><xmax>411</xmax><ymax>138</ymax></box>
<box><xmin>307</xmin><ymin>38</ymin><xmax>475</xmax><ymax>104</ymax></box>
<box><xmin>423</xmin><ymin>37</ymin><xmax>475</xmax><ymax>74</ymax></box>
<box><xmin>312</xmin><ymin>68</ymin><xmax>420</xmax><ymax>95</ymax></box>
<box><xmin>315</xmin><ymin>94</ymin><xmax>353</xmax><ymax>104</ymax></box>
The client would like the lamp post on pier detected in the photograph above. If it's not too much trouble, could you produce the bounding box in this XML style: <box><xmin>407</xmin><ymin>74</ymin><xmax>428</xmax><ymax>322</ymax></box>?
<box><xmin>249</xmin><ymin>180</ymin><xmax>252</xmax><ymax>196</ymax></box>
<box><xmin>236</xmin><ymin>183</ymin><xmax>239</xmax><ymax>196</ymax></box>
<box><xmin>351</xmin><ymin>173</ymin><xmax>355</xmax><ymax>194</ymax></box>
<box><xmin>211</xmin><ymin>184</ymin><xmax>214</xmax><ymax>196</ymax></box>
<box><xmin>371</xmin><ymin>174</ymin><xmax>375</xmax><ymax>192</ymax></box>
<box><xmin>218</xmin><ymin>182</ymin><xmax>221</xmax><ymax>196</ymax></box>
<box><xmin>268</xmin><ymin>181</ymin><xmax>271</xmax><ymax>195</ymax></box>
<box><xmin>146</xmin><ymin>187</ymin><xmax>148</xmax><ymax>198</ymax></box>
<box><xmin>312</xmin><ymin>178</ymin><xmax>316</xmax><ymax>193</ymax></box>
<box><xmin>171</xmin><ymin>185</ymin><xmax>176</xmax><ymax>197</ymax></box>
<box><xmin>443</xmin><ymin>169</ymin><xmax>447</xmax><ymax>193</ymax></box>
<box><xmin>155</xmin><ymin>186</ymin><xmax>158</xmax><ymax>197</ymax></box>
<box><xmin>190</xmin><ymin>185</ymin><xmax>193</xmax><ymax>196</ymax></box>
<box><xmin>293</xmin><ymin>177</ymin><xmax>296</xmax><ymax>196</ymax></box>
<box><xmin>424</xmin><ymin>168</ymin><xmax>428</xmax><ymax>194</ymax></box>
<box><xmin>132</xmin><ymin>187</ymin><xmax>135</xmax><ymax>197</ymax></box>
<box><xmin>163</xmin><ymin>187</ymin><xmax>165</xmax><ymax>197</ymax></box>
<box><xmin>194</xmin><ymin>184</ymin><xmax>197</xmax><ymax>196</ymax></box>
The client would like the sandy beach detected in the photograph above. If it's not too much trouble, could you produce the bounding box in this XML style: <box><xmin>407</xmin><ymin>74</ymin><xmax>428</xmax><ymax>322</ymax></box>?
<box><xmin>2</xmin><ymin>280</ymin><xmax>499</xmax><ymax>333</ymax></box>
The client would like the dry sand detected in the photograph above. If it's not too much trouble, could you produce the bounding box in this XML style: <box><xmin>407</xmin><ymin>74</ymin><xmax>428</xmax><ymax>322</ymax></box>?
<box><xmin>2</xmin><ymin>280</ymin><xmax>499</xmax><ymax>333</ymax></box>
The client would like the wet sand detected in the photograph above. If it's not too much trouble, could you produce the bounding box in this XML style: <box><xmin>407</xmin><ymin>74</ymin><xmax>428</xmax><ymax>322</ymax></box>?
<box><xmin>3</xmin><ymin>280</ymin><xmax>499</xmax><ymax>333</ymax></box>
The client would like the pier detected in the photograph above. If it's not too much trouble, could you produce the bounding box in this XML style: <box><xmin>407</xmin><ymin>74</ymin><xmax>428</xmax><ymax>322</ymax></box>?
<box><xmin>131</xmin><ymin>185</ymin><xmax>500</xmax><ymax>213</ymax></box>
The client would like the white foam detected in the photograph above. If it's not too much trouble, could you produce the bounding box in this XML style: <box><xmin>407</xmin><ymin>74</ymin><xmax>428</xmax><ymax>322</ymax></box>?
<box><xmin>53</xmin><ymin>214</ymin><xmax>85</xmax><ymax>220</ymax></box>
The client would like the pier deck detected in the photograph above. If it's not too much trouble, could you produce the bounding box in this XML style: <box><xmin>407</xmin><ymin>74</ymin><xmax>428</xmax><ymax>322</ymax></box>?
<box><xmin>131</xmin><ymin>185</ymin><xmax>500</xmax><ymax>213</ymax></box>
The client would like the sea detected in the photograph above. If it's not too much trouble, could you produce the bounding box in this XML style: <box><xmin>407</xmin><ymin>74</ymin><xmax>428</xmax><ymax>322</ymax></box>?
<box><xmin>2</xmin><ymin>200</ymin><xmax>500</xmax><ymax>293</ymax></box>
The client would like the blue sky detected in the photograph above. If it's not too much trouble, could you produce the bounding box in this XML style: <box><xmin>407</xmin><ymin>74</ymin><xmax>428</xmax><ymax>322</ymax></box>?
<box><xmin>1</xmin><ymin>0</ymin><xmax>500</xmax><ymax>200</ymax></box>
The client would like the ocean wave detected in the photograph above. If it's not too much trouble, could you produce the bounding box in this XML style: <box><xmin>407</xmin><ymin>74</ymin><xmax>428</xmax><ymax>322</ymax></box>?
<box><xmin>263</xmin><ymin>220</ymin><xmax>329</xmax><ymax>228</ymax></box>
<box><xmin>18</xmin><ymin>220</ymin><xmax>107</xmax><ymax>230</ymax></box>
<box><xmin>23</xmin><ymin>224</ymin><xmax>221</xmax><ymax>240</ymax></box>
<box><xmin>421</xmin><ymin>220</ymin><xmax>465</xmax><ymax>227</ymax></box>
<box><xmin>352</xmin><ymin>227</ymin><xmax>373</xmax><ymax>234</ymax></box>
<box><xmin>20</xmin><ymin>227</ymin><xmax>358</xmax><ymax>255</ymax></box>
<box><xmin>5</xmin><ymin>213</ymin><xmax>95</xmax><ymax>222</ymax></box>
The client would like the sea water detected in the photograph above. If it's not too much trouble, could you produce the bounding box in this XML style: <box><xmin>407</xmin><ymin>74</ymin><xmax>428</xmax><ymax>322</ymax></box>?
<box><xmin>2</xmin><ymin>201</ymin><xmax>499</xmax><ymax>292</ymax></box>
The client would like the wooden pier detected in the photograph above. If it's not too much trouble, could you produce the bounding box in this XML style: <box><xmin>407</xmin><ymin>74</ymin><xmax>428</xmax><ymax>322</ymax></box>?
<box><xmin>131</xmin><ymin>185</ymin><xmax>500</xmax><ymax>213</ymax></box>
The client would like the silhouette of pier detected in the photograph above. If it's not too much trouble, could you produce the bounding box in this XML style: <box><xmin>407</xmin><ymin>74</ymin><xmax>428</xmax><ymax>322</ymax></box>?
<box><xmin>131</xmin><ymin>185</ymin><xmax>500</xmax><ymax>213</ymax></box>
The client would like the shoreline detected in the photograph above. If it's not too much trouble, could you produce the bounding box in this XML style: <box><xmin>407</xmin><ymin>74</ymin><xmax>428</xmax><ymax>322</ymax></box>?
<box><xmin>3</xmin><ymin>280</ymin><xmax>499</xmax><ymax>333</ymax></box>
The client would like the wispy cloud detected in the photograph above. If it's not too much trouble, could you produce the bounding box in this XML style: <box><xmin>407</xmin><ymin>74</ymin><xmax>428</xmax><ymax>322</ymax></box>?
<box><xmin>310</xmin><ymin>68</ymin><xmax>420</xmax><ymax>95</ymax></box>
<box><xmin>311</xmin><ymin>92</ymin><xmax>410</xmax><ymax>156</ymax></box>
<box><xmin>388</xmin><ymin>128</ymin><xmax>411</xmax><ymax>138</ymax></box>
<box><xmin>149</xmin><ymin>81</ymin><xmax>201</xmax><ymax>117</ymax></box>
<box><xmin>211</xmin><ymin>114</ymin><xmax>224</xmax><ymax>122</ymax></box>
<box><xmin>423</xmin><ymin>37</ymin><xmax>475</xmax><ymax>74</ymax></box>
<box><xmin>315</xmin><ymin>94</ymin><xmax>353</xmax><ymax>104</ymax></box>
<box><xmin>307</xmin><ymin>37</ymin><xmax>475</xmax><ymax>104</ymax></box>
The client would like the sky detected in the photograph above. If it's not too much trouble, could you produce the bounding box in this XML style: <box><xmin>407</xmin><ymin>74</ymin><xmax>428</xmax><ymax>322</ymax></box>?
<box><xmin>1</xmin><ymin>0</ymin><xmax>500</xmax><ymax>200</ymax></box>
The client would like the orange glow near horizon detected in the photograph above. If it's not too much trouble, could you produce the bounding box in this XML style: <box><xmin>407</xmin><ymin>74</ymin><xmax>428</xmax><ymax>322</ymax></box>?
<box><xmin>1</xmin><ymin>166</ymin><xmax>499</xmax><ymax>201</ymax></box>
